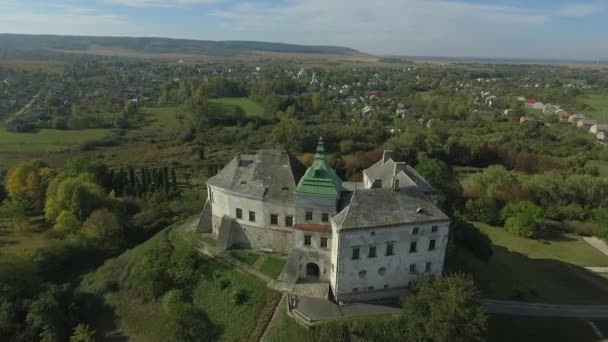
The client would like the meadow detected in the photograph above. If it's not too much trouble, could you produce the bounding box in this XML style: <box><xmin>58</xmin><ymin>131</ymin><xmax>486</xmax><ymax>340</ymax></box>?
<box><xmin>581</xmin><ymin>94</ymin><xmax>608</xmax><ymax>122</ymax></box>
<box><xmin>209</xmin><ymin>97</ymin><xmax>265</xmax><ymax>118</ymax></box>
<box><xmin>448</xmin><ymin>222</ymin><xmax>608</xmax><ymax>304</ymax></box>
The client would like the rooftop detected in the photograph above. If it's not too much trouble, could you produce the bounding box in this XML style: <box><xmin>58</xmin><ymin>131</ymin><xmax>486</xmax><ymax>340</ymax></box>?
<box><xmin>295</xmin><ymin>137</ymin><xmax>343</xmax><ymax>198</ymax></box>
<box><xmin>207</xmin><ymin>149</ymin><xmax>306</xmax><ymax>203</ymax></box>
<box><xmin>333</xmin><ymin>187</ymin><xmax>449</xmax><ymax>230</ymax></box>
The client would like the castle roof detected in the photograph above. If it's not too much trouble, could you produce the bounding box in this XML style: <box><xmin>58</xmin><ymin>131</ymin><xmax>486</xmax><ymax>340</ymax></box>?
<box><xmin>295</xmin><ymin>137</ymin><xmax>342</xmax><ymax>198</ymax></box>
<box><xmin>363</xmin><ymin>151</ymin><xmax>438</xmax><ymax>196</ymax></box>
<box><xmin>207</xmin><ymin>149</ymin><xmax>306</xmax><ymax>203</ymax></box>
<box><xmin>333</xmin><ymin>187</ymin><xmax>449</xmax><ymax>231</ymax></box>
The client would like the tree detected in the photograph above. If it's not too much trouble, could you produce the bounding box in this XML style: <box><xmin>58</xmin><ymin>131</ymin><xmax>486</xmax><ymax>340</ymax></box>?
<box><xmin>501</xmin><ymin>201</ymin><xmax>544</xmax><ymax>238</ymax></box>
<box><xmin>4</xmin><ymin>160</ymin><xmax>57</xmax><ymax>210</ymax></box>
<box><xmin>415</xmin><ymin>154</ymin><xmax>463</xmax><ymax>206</ymax></box>
<box><xmin>83</xmin><ymin>209</ymin><xmax>123</xmax><ymax>250</ymax></box>
<box><xmin>400</xmin><ymin>274</ymin><xmax>487</xmax><ymax>342</ymax></box>
<box><xmin>45</xmin><ymin>176</ymin><xmax>107</xmax><ymax>223</ymax></box>
<box><xmin>0</xmin><ymin>199</ymin><xmax>28</xmax><ymax>231</ymax></box>
<box><xmin>53</xmin><ymin>211</ymin><xmax>81</xmax><ymax>235</ymax></box>
<box><xmin>271</xmin><ymin>118</ymin><xmax>305</xmax><ymax>152</ymax></box>
<box><xmin>69</xmin><ymin>324</ymin><xmax>95</xmax><ymax>342</ymax></box>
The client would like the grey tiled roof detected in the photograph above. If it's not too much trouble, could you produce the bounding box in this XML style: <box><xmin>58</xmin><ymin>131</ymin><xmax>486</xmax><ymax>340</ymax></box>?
<box><xmin>207</xmin><ymin>149</ymin><xmax>306</xmax><ymax>203</ymax></box>
<box><xmin>333</xmin><ymin>187</ymin><xmax>449</xmax><ymax>230</ymax></box>
<box><xmin>363</xmin><ymin>153</ymin><xmax>438</xmax><ymax>195</ymax></box>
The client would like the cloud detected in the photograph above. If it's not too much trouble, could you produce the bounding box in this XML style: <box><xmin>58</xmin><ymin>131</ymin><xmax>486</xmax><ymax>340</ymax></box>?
<box><xmin>104</xmin><ymin>0</ymin><xmax>219</xmax><ymax>7</ymax></box>
<box><xmin>0</xmin><ymin>2</ymin><xmax>133</xmax><ymax>36</ymax></box>
<box><xmin>554</xmin><ymin>2</ymin><xmax>603</xmax><ymax>17</ymax></box>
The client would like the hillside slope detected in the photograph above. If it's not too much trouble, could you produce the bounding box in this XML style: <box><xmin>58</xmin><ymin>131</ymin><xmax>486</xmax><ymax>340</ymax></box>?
<box><xmin>0</xmin><ymin>34</ymin><xmax>365</xmax><ymax>57</ymax></box>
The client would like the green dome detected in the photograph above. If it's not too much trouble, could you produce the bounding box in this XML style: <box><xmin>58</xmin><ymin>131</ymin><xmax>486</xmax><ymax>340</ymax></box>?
<box><xmin>296</xmin><ymin>137</ymin><xmax>342</xmax><ymax>197</ymax></box>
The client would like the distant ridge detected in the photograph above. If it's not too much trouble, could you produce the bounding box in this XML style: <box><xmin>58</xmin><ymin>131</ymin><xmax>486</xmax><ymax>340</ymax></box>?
<box><xmin>0</xmin><ymin>33</ymin><xmax>365</xmax><ymax>57</ymax></box>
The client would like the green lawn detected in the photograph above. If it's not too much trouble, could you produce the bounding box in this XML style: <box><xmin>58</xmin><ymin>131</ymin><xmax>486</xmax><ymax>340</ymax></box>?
<box><xmin>258</xmin><ymin>256</ymin><xmax>286</xmax><ymax>279</ymax></box>
<box><xmin>581</xmin><ymin>94</ymin><xmax>608</xmax><ymax>122</ymax></box>
<box><xmin>80</xmin><ymin>219</ymin><xmax>281</xmax><ymax>342</ymax></box>
<box><xmin>228</xmin><ymin>249</ymin><xmax>259</xmax><ymax>266</ymax></box>
<box><xmin>209</xmin><ymin>97</ymin><xmax>265</xmax><ymax>118</ymax></box>
<box><xmin>448</xmin><ymin>223</ymin><xmax>608</xmax><ymax>304</ymax></box>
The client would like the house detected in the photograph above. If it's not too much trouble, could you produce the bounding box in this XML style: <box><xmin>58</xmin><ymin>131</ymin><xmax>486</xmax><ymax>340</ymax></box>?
<box><xmin>362</xmin><ymin>106</ymin><xmax>374</xmax><ymax>118</ymax></box>
<box><xmin>568</xmin><ymin>114</ymin><xmax>586</xmax><ymax>124</ymax></box>
<box><xmin>516</xmin><ymin>96</ymin><xmax>526</xmax><ymax>102</ymax></box>
<box><xmin>556</xmin><ymin>110</ymin><xmax>570</xmax><ymax>122</ymax></box>
<box><xmin>597</xmin><ymin>131</ymin><xmax>607</xmax><ymax>141</ymax></box>
<box><xmin>590</xmin><ymin>124</ymin><xmax>608</xmax><ymax>135</ymax></box>
<box><xmin>197</xmin><ymin>142</ymin><xmax>450</xmax><ymax>303</ymax></box>
<box><xmin>543</xmin><ymin>104</ymin><xmax>560</xmax><ymax>114</ymax></box>
<box><xmin>396</xmin><ymin>109</ymin><xmax>407</xmax><ymax>117</ymax></box>
<box><xmin>533</xmin><ymin>102</ymin><xmax>545</xmax><ymax>110</ymax></box>
<box><xmin>524</xmin><ymin>99</ymin><xmax>537</xmax><ymax>107</ymax></box>
<box><xmin>504</xmin><ymin>109</ymin><xmax>513</xmax><ymax>116</ymax></box>
<box><xmin>577</xmin><ymin>119</ymin><xmax>597</xmax><ymax>130</ymax></box>
<box><xmin>364</xmin><ymin>91</ymin><xmax>383</xmax><ymax>99</ymax></box>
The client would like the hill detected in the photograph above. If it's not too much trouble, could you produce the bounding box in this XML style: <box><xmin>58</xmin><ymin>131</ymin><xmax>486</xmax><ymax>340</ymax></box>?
<box><xmin>0</xmin><ymin>34</ymin><xmax>365</xmax><ymax>57</ymax></box>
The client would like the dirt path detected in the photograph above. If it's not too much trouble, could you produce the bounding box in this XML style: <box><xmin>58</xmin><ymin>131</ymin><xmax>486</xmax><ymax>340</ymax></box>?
<box><xmin>585</xmin><ymin>237</ymin><xmax>608</xmax><ymax>257</ymax></box>
<box><xmin>13</xmin><ymin>92</ymin><xmax>39</xmax><ymax>118</ymax></box>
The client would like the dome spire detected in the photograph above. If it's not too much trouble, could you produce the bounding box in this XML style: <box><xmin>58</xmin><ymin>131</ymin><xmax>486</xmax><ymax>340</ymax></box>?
<box><xmin>315</xmin><ymin>136</ymin><xmax>325</xmax><ymax>160</ymax></box>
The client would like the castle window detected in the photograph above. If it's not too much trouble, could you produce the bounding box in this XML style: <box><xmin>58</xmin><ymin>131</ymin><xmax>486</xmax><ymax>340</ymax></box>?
<box><xmin>236</xmin><ymin>208</ymin><xmax>243</xmax><ymax>219</ymax></box>
<box><xmin>358</xmin><ymin>270</ymin><xmax>367</xmax><ymax>278</ymax></box>
<box><xmin>305</xmin><ymin>211</ymin><xmax>313</xmax><ymax>221</ymax></box>
<box><xmin>249</xmin><ymin>211</ymin><xmax>256</xmax><ymax>222</ymax></box>
<box><xmin>370</xmin><ymin>231</ymin><xmax>375</xmax><ymax>236</ymax></box>
<box><xmin>352</xmin><ymin>247</ymin><xmax>360</xmax><ymax>260</ymax></box>
<box><xmin>373</xmin><ymin>179</ymin><xmax>382</xmax><ymax>188</ymax></box>
<box><xmin>304</xmin><ymin>235</ymin><xmax>312</xmax><ymax>246</ymax></box>
<box><xmin>353</xmin><ymin>288</ymin><xmax>359</xmax><ymax>292</ymax></box>
<box><xmin>368</xmin><ymin>246</ymin><xmax>377</xmax><ymax>258</ymax></box>
<box><xmin>378</xmin><ymin>267</ymin><xmax>386</xmax><ymax>275</ymax></box>
<box><xmin>320</xmin><ymin>237</ymin><xmax>328</xmax><ymax>248</ymax></box>
<box><xmin>270</xmin><ymin>214</ymin><xmax>278</xmax><ymax>225</ymax></box>
<box><xmin>431</xmin><ymin>225</ymin><xmax>438</xmax><ymax>233</ymax></box>
<box><xmin>425</xmin><ymin>262</ymin><xmax>432</xmax><ymax>273</ymax></box>
<box><xmin>409</xmin><ymin>263</ymin><xmax>417</xmax><ymax>274</ymax></box>
<box><xmin>384</xmin><ymin>284</ymin><xmax>390</xmax><ymax>289</ymax></box>
<box><xmin>409</xmin><ymin>242</ymin><xmax>417</xmax><ymax>253</ymax></box>
<box><xmin>412</xmin><ymin>227</ymin><xmax>419</xmax><ymax>235</ymax></box>
<box><xmin>285</xmin><ymin>216</ymin><xmax>293</xmax><ymax>227</ymax></box>
<box><xmin>322</xmin><ymin>213</ymin><xmax>329</xmax><ymax>223</ymax></box>
<box><xmin>429</xmin><ymin>239</ymin><xmax>436</xmax><ymax>251</ymax></box>
<box><xmin>386</xmin><ymin>243</ymin><xmax>394</xmax><ymax>256</ymax></box>
<box><xmin>368</xmin><ymin>286</ymin><xmax>374</xmax><ymax>290</ymax></box>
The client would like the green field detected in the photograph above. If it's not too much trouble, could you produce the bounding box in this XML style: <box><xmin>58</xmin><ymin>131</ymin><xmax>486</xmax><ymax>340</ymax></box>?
<box><xmin>209</xmin><ymin>97</ymin><xmax>265</xmax><ymax>118</ymax></box>
<box><xmin>448</xmin><ymin>223</ymin><xmax>608</xmax><ymax>304</ymax></box>
<box><xmin>0</xmin><ymin>127</ymin><xmax>112</xmax><ymax>166</ymax></box>
<box><xmin>0</xmin><ymin>60</ymin><xmax>66</xmax><ymax>74</ymax></box>
<box><xmin>581</xmin><ymin>94</ymin><xmax>608</xmax><ymax>122</ymax></box>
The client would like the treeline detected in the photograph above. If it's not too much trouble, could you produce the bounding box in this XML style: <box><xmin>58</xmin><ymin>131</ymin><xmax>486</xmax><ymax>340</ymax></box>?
<box><xmin>462</xmin><ymin>165</ymin><xmax>608</xmax><ymax>239</ymax></box>
<box><xmin>0</xmin><ymin>158</ymin><xmax>203</xmax><ymax>341</ymax></box>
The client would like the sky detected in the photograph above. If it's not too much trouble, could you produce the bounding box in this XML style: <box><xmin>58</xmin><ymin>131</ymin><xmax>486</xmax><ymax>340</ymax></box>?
<box><xmin>0</xmin><ymin>0</ymin><xmax>607</xmax><ymax>60</ymax></box>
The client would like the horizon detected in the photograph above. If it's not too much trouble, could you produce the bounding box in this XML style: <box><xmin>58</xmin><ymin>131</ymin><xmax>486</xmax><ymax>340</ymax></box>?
<box><xmin>0</xmin><ymin>0</ymin><xmax>607</xmax><ymax>60</ymax></box>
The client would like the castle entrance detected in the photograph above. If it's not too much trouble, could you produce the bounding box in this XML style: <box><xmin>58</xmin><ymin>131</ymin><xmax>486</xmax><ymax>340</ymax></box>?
<box><xmin>306</xmin><ymin>263</ymin><xmax>320</xmax><ymax>279</ymax></box>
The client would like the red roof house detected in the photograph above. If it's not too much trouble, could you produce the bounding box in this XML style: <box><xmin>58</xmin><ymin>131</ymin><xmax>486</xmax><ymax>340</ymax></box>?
<box><xmin>524</xmin><ymin>99</ymin><xmax>537</xmax><ymax>107</ymax></box>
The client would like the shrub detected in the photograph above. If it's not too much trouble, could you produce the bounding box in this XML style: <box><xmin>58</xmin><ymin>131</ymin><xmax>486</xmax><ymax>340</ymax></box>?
<box><xmin>463</xmin><ymin>198</ymin><xmax>501</xmax><ymax>224</ymax></box>
<box><xmin>232</xmin><ymin>288</ymin><xmax>249</xmax><ymax>305</ymax></box>
<box><xmin>83</xmin><ymin>209</ymin><xmax>124</xmax><ymax>251</ymax></box>
<box><xmin>53</xmin><ymin>210</ymin><xmax>81</xmax><ymax>235</ymax></box>
<box><xmin>162</xmin><ymin>289</ymin><xmax>185</xmax><ymax>315</ymax></box>
<box><xmin>502</xmin><ymin>201</ymin><xmax>544</xmax><ymax>239</ymax></box>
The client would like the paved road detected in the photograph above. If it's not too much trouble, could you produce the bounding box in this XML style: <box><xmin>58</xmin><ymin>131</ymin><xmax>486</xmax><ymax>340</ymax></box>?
<box><xmin>482</xmin><ymin>299</ymin><xmax>608</xmax><ymax>318</ymax></box>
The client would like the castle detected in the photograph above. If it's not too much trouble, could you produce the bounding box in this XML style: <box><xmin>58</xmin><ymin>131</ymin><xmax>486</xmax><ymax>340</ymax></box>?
<box><xmin>197</xmin><ymin>138</ymin><xmax>450</xmax><ymax>303</ymax></box>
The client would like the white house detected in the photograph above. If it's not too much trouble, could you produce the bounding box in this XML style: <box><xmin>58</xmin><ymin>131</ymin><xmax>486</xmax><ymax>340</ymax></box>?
<box><xmin>197</xmin><ymin>140</ymin><xmax>450</xmax><ymax>303</ymax></box>
<box><xmin>590</xmin><ymin>124</ymin><xmax>608</xmax><ymax>135</ymax></box>
<box><xmin>533</xmin><ymin>102</ymin><xmax>545</xmax><ymax>110</ymax></box>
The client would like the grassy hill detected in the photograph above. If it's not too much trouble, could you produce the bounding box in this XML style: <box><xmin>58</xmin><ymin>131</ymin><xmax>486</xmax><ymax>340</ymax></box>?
<box><xmin>0</xmin><ymin>34</ymin><xmax>365</xmax><ymax>57</ymax></box>
<box><xmin>79</xmin><ymin>218</ymin><xmax>281</xmax><ymax>341</ymax></box>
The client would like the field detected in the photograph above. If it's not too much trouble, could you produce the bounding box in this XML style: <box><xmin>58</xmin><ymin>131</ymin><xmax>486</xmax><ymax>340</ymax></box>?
<box><xmin>209</xmin><ymin>97</ymin><xmax>265</xmax><ymax>118</ymax></box>
<box><xmin>448</xmin><ymin>223</ymin><xmax>608</xmax><ymax>304</ymax></box>
<box><xmin>581</xmin><ymin>94</ymin><xmax>608</xmax><ymax>122</ymax></box>
<box><xmin>81</xmin><ymin>219</ymin><xmax>281</xmax><ymax>341</ymax></box>
<box><xmin>0</xmin><ymin>127</ymin><xmax>112</xmax><ymax>166</ymax></box>
<box><xmin>0</xmin><ymin>59</ymin><xmax>65</xmax><ymax>74</ymax></box>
